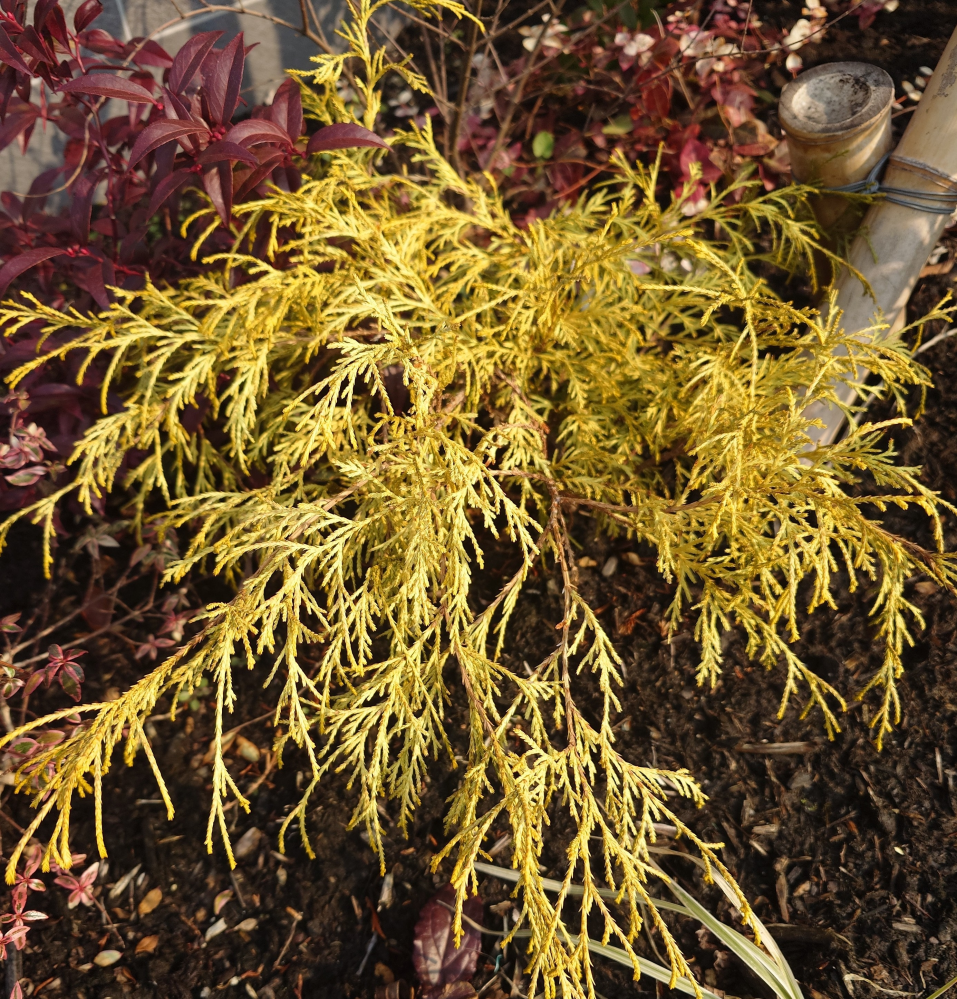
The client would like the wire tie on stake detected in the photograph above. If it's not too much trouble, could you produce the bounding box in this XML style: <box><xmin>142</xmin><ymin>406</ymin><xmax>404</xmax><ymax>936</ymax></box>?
<box><xmin>826</xmin><ymin>153</ymin><xmax>957</xmax><ymax>215</ymax></box>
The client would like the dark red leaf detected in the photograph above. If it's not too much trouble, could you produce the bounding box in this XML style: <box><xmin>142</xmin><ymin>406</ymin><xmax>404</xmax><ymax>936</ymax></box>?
<box><xmin>81</xmin><ymin>587</ymin><xmax>114</xmax><ymax>631</ymax></box>
<box><xmin>17</xmin><ymin>27</ymin><xmax>54</xmax><ymax>65</ymax></box>
<box><xmin>60</xmin><ymin>73</ymin><xmax>158</xmax><ymax>105</ymax></box>
<box><xmin>307</xmin><ymin>122</ymin><xmax>388</xmax><ymax>154</ymax></box>
<box><xmin>76</xmin><ymin>28</ymin><xmax>126</xmax><ymax>58</ymax></box>
<box><xmin>33</xmin><ymin>0</ymin><xmax>59</xmax><ymax>31</ymax></box>
<box><xmin>128</xmin><ymin>119</ymin><xmax>209</xmax><ymax>167</ymax></box>
<box><xmin>129</xmin><ymin>38</ymin><xmax>173</xmax><ymax>70</ymax></box>
<box><xmin>0</xmin><ymin>66</ymin><xmax>16</xmax><ymax>120</ymax></box>
<box><xmin>202</xmin><ymin>32</ymin><xmax>244</xmax><ymax>126</ymax></box>
<box><xmin>168</xmin><ymin>30</ymin><xmax>222</xmax><ymax>94</ymax></box>
<box><xmin>268</xmin><ymin>77</ymin><xmax>303</xmax><ymax>140</ymax></box>
<box><xmin>234</xmin><ymin>151</ymin><xmax>284</xmax><ymax>200</ymax></box>
<box><xmin>268</xmin><ymin>162</ymin><xmax>301</xmax><ymax>194</ymax></box>
<box><xmin>226</xmin><ymin>118</ymin><xmax>292</xmax><ymax>148</ymax></box>
<box><xmin>147</xmin><ymin>168</ymin><xmax>194</xmax><ymax>217</ymax></box>
<box><xmin>0</xmin><ymin>27</ymin><xmax>32</xmax><ymax>76</ymax></box>
<box><xmin>0</xmin><ymin>106</ymin><xmax>40</xmax><ymax>155</ymax></box>
<box><xmin>43</xmin><ymin>5</ymin><xmax>69</xmax><ymax>47</ymax></box>
<box><xmin>71</xmin><ymin>258</ymin><xmax>110</xmax><ymax>309</ymax></box>
<box><xmin>412</xmin><ymin>884</ymin><xmax>483</xmax><ymax>990</ymax></box>
<box><xmin>0</xmin><ymin>247</ymin><xmax>66</xmax><ymax>295</ymax></box>
<box><xmin>70</xmin><ymin>172</ymin><xmax>97</xmax><ymax>243</ymax></box>
<box><xmin>202</xmin><ymin>160</ymin><xmax>231</xmax><ymax>224</ymax></box>
<box><xmin>73</xmin><ymin>0</ymin><xmax>103</xmax><ymax>32</ymax></box>
<box><xmin>197</xmin><ymin>139</ymin><xmax>258</xmax><ymax>167</ymax></box>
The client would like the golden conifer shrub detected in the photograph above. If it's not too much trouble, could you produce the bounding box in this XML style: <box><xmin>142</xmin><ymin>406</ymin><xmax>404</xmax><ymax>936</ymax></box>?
<box><xmin>1</xmin><ymin>2</ymin><xmax>955</xmax><ymax>994</ymax></box>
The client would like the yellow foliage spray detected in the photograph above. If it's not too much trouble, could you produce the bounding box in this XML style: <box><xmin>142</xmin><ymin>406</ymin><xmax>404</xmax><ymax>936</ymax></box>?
<box><xmin>0</xmin><ymin>1</ymin><xmax>954</xmax><ymax>994</ymax></box>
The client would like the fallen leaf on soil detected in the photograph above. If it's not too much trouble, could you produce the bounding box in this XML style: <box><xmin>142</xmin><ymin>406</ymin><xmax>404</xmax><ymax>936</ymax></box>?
<box><xmin>203</xmin><ymin>730</ymin><xmax>237</xmax><ymax>764</ymax></box>
<box><xmin>735</xmin><ymin>741</ymin><xmax>817</xmax><ymax>755</ymax></box>
<box><xmin>235</xmin><ymin>734</ymin><xmax>261</xmax><ymax>762</ymax></box>
<box><xmin>205</xmin><ymin>917</ymin><xmax>227</xmax><ymax>941</ymax></box>
<box><xmin>94</xmin><ymin>950</ymin><xmax>122</xmax><ymax>967</ymax></box>
<box><xmin>427</xmin><ymin>985</ymin><xmax>477</xmax><ymax>999</ymax></box>
<box><xmin>375</xmin><ymin>962</ymin><xmax>396</xmax><ymax>983</ymax></box>
<box><xmin>135</xmin><ymin>935</ymin><xmax>159</xmax><ymax>955</ymax></box>
<box><xmin>234</xmin><ymin>826</ymin><xmax>262</xmax><ymax>860</ymax></box>
<box><xmin>115</xmin><ymin>967</ymin><xmax>136</xmax><ymax>984</ymax></box>
<box><xmin>108</xmin><ymin>863</ymin><xmax>142</xmax><ymax>900</ymax></box>
<box><xmin>214</xmin><ymin>889</ymin><xmax>233</xmax><ymax>914</ymax></box>
<box><xmin>919</xmin><ymin>258</ymin><xmax>954</xmax><ymax>277</ymax></box>
<box><xmin>234</xmin><ymin>917</ymin><xmax>259</xmax><ymax>932</ymax></box>
<box><xmin>375</xmin><ymin>983</ymin><xmax>414</xmax><ymax>999</ymax></box>
<box><xmin>412</xmin><ymin>884</ymin><xmax>483</xmax><ymax>996</ymax></box>
<box><xmin>138</xmin><ymin>888</ymin><xmax>162</xmax><ymax>915</ymax></box>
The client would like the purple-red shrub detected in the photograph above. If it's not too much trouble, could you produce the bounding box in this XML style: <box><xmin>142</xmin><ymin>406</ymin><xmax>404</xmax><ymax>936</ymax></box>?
<box><xmin>0</xmin><ymin>0</ymin><xmax>382</xmax><ymax>512</ymax></box>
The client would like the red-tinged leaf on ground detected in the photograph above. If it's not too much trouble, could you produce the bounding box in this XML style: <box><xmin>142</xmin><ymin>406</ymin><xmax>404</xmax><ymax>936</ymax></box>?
<box><xmin>169</xmin><ymin>31</ymin><xmax>222</xmax><ymax>94</ymax></box>
<box><xmin>268</xmin><ymin>78</ymin><xmax>303</xmax><ymax>140</ymax></box>
<box><xmin>74</xmin><ymin>0</ymin><xmax>103</xmax><ymax>32</ymax></box>
<box><xmin>202</xmin><ymin>32</ymin><xmax>244</xmax><ymax>126</ymax></box>
<box><xmin>307</xmin><ymin>123</ymin><xmax>388</xmax><ymax>154</ymax></box>
<box><xmin>412</xmin><ymin>884</ymin><xmax>483</xmax><ymax>993</ymax></box>
<box><xmin>82</xmin><ymin>587</ymin><xmax>114</xmax><ymax>631</ymax></box>
<box><xmin>60</xmin><ymin>74</ymin><xmax>158</xmax><ymax>105</ymax></box>
<box><xmin>128</xmin><ymin>120</ymin><xmax>209</xmax><ymax>167</ymax></box>
<box><xmin>225</xmin><ymin>119</ymin><xmax>292</xmax><ymax>148</ymax></box>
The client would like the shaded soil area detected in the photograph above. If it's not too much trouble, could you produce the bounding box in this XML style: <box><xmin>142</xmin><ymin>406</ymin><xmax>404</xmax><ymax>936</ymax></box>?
<box><xmin>3</xmin><ymin>4</ymin><xmax>957</xmax><ymax>999</ymax></box>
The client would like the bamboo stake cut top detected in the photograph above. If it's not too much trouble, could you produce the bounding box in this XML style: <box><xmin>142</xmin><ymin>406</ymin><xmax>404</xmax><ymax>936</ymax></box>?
<box><xmin>805</xmin><ymin>26</ymin><xmax>957</xmax><ymax>445</ymax></box>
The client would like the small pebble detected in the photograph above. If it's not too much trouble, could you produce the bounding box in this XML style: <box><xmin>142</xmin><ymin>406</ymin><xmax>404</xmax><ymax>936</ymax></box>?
<box><xmin>234</xmin><ymin>826</ymin><xmax>262</xmax><ymax>860</ymax></box>
<box><xmin>601</xmin><ymin>555</ymin><xmax>618</xmax><ymax>577</ymax></box>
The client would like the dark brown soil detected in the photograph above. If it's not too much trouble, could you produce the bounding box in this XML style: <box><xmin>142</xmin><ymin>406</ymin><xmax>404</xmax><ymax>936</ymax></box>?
<box><xmin>4</xmin><ymin>4</ymin><xmax>957</xmax><ymax>999</ymax></box>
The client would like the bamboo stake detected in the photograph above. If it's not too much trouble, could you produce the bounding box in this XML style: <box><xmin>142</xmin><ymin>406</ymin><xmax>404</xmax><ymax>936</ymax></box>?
<box><xmin>780</xmin><ymin>62</ymin><xmax>894</xmax><ymax>232</ymax></box>
<box><xmin>804</xmin><ymin>27</ymin><xmax>957</xmax><ymax>445</ymax></box>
